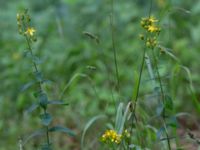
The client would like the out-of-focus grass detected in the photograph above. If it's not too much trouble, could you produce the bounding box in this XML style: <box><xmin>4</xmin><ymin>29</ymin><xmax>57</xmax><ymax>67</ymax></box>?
<box><xmin>0</xmin><ymin>0</ymin><xmax>200</xmax><ymax>149</ymax></box>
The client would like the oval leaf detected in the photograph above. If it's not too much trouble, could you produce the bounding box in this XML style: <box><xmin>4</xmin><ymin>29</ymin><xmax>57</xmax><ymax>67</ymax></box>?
<box><xmin>48</xmin><ymin>100</ymin><xmax>68</xmax><ymax>106</ymax></box>
<box><xmin>165</xmin><ymin>95</ymin><xmax>173</xmax><ymax>110</ymax></box>
<box><xmin>40</xmin><ymin>113</ymin><xmax>52</xmax><ymax>126</ymax></box>
<box><xmin>20</xmin><ymin>81</ymin><xmax>35</xmax><ymax>92</ymax></box>
<box><xmin>49</xmin><ymin>125</ymin><xmax>75</xmax><ymax>137</ymax></box>
<box><xmin>26</xmin><ymin>103</ymin><xmax>39</xmax><ymax>114</ymax></box>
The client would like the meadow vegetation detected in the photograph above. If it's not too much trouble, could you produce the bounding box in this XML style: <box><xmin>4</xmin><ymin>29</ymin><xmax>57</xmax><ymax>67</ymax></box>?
<box><xmin>0</xmin><ymin>0</ymin><xmax>200</xmax><ymax>149</ymax></box>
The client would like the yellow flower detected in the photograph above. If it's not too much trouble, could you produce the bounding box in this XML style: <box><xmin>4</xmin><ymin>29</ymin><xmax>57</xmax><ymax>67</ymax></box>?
<box><xmin>101</xmin><ymin>129</ymin><xmax>122</xmax><ymax>144</ymax></box>
<box><xmin>148</xmin><ymin>25</ymin><xmax>159</xmax><ymax>33</ymax></box>
<box><xmin>149</xmin><ymin>16</ymin><xmax>158</xmax><ymax>23</ymax></box>
<box><xmin>25</xmin><ymin>27</ymin><xmax>36</xmax><ymax>36</ymax></box>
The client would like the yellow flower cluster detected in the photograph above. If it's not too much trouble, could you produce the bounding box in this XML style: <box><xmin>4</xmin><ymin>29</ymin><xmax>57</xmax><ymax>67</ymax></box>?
<box><xmin>100</xmin><ymin>129</ymin><xmax>131</xmax><ymax>145</ymax></box>
<box><xmin>140</xmin><ymin>16</ymin><xmax>161</xmax><ymax>49</ymax></box>
<box><xmin>140</xmin><ymin>16</ymin><xmax>160</xmax><ymax>33</ymax></box>
<box><xmin>17</xmin><ymin>10</ymin><xmax>37</xmax><ymax>41</ymax></box>
<box><xmin>101</xmin><ymin>129</ymin><xmax>122</xmax><ymax>144</ymax></box>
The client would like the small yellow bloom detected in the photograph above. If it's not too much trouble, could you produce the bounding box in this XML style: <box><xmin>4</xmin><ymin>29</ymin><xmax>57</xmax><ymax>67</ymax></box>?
<box><xmin>149</xmin><ymin>16</ymin><xmax>158</xmax><ymax>23</ymax></box>
<box><xmin>101</xmin><ymin>129</ymin><xmax>122</xmax><ymax>144</ymax></box>
<box><xmin>148</xmin><ymin>25</ymin><xmax>158</xmax><ymax>33</ymax></box>
<box><xmin>25</xmin><ymin>27</ymin><xmax>36</xmax><ymax>36</ymax></box>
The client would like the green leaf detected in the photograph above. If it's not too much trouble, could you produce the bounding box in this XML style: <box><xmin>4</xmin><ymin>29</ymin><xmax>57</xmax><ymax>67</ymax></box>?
<box><xmin>40</xmin><ymin>113</ymin><xmax>52</xmax><ymax>126</ymax></box>
<box><xmin>118</xmin><ymin>102</ymin><xmax>131</xmax><ymax>134</ymax></box>
<box><xmin>156</xmin><ymin>127</ymin><xmax>165</xmax><ymax>140</ymax></box>
<box><xmin>42</xmin><ymin>79</ymin><xmax>53</xmax><ymax>85</ymax></box>
<box><xmin>81</xmin><ymin>115</ymin><xmax>106</xmax><ymax>149</ymax></box>
<box><xmin>157</xmin><ymin>45</ymin><xmax>180</xmax><ymax>62</ymax></box>
<box><xmin>49</xmin><ymin>125</ymin><xmax>75</xmax><ymax>137</ymax></box>
<box><xmin>26</xmin><ymin>103</ymin><xmax>39</xmax><ymax>113</ymax></box>
<box><xmin>22</xmin><ymin>129</ymin><xmax>45</xmax><ymax>146</ymax></box>
<box><xmin>34</xmin><ymin>71</ymin><xmax>43</xmax><ymax>82</ymax></box>
<box><xmin>165</xmin><ymin>95</ymin><xmax>173</xmax><ymax>110</ymax></box>
<box><xmin>39</xmin><ymin>93</ymin><xmax>48</xmax><ymax>109</ymax></box>
<box><xmin>115</xmin><ymin>103</ymin><xmax>123</xmax><ymax>132</ymax></box>
<box><xmin>167</xmin><ymin>116</ymin><xmax>178</xmax><ymax>128</ymax></box>
<box><xmin>48</xmin><ymin>100</ymin><xmax>68</xmax><ymax>106</ymax></box>
<box><xmin>20</xmin><ymin>81</ymin><xmax>35</xmax><ymax>92</ymax></box>
<box><xmin>32</xmin><ymin>56</ymin><xmax>45</xmax><ymax>65</ymax></box>
<box><xmin>59</xmin><ymin>73</ymin><xmax>88</xmax><ymax>99</ymax></box>
<box><xmin>156</xmin><ymin>103</ymin><xmax>164</xmax><ymax>116</ymax></box>
<box><xmin>23</xmin><ymin>50</ymin><xmax>32</xmax><ymax>58</ymax></box>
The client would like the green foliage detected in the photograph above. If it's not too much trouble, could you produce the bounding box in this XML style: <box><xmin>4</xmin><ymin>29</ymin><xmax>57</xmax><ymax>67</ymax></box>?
<box><xmin>0</xmin><ymin>0</ymin><xmax>199</xmax><ymax>149</ymax></box>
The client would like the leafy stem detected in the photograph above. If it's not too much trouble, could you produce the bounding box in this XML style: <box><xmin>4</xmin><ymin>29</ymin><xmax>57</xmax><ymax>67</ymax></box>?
<box><xmin>25</xmin><ymin>34</ymin><xmax>50</xmax><ymax>147</ymax></box>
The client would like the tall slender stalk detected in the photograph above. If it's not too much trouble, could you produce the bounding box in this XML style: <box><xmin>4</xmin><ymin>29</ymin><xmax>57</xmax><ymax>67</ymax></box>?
<box><xmin>128</xmin><ymin>0</ymin><xmax>154</xmax><ymax>147</ymax></box>
<box><xmin>110</xmin><ymin>0</ymin><xmax>120</xmax><ymax>93</ymax></box>
<box><xmin>128</xmin><ymin>46</ymin><xmax>146</xmax><ymax>149</ymax></box>
<box><xmin>151</xmin><ymin>48</ymin><xmax>171</xmax><ymax>150</ymax></box>
<box><xmin>25</xmin><ymin>34</ymin><xmax>51</xmax><ymax>147</ymax></box>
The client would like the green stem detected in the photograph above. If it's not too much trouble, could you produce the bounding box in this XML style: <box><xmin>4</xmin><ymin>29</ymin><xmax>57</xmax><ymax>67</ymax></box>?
<box><xmin>132</xmin><ymin>47</ymin><xmax>146</xmax><ymax>117</ymax></box>
<box><xmin>128</xmin><ymin>46</ymin><xmax>146</xmax><ymax>149</ymax></box>
<box><xmin>151</xmin><ymin>49</ymin><xmax>171</xmax><ymax>150</ymax></box>
<box><xmin>25</xmin><ymin>36</ymin><xmax>43</xmax><ymax>92</ymax></box>
<box><xmin>25</xmin><ymin>35</ymin><xmax>50</xmax><ymax>146</ymax></box>
<box><xmin>149</xmin><ymin>0</ymin><xmax>153</xmax><ymax>17</ymax></box>
<box><xmin>110</xmin><ymin>0</ymin><xmax>120</xmax><ymax>93</ymax></box>
<box><xmin>44</xmin><ymin>109</ymin><xmax>50</xmax><ymax>145</ymax></box>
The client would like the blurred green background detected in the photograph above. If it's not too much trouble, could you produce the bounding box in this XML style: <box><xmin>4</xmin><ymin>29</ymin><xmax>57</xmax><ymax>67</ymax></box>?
<box><xmin>0</xmin><ymin>0</ymin><xmax>200</xmax><ymax>149</ymax></box>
